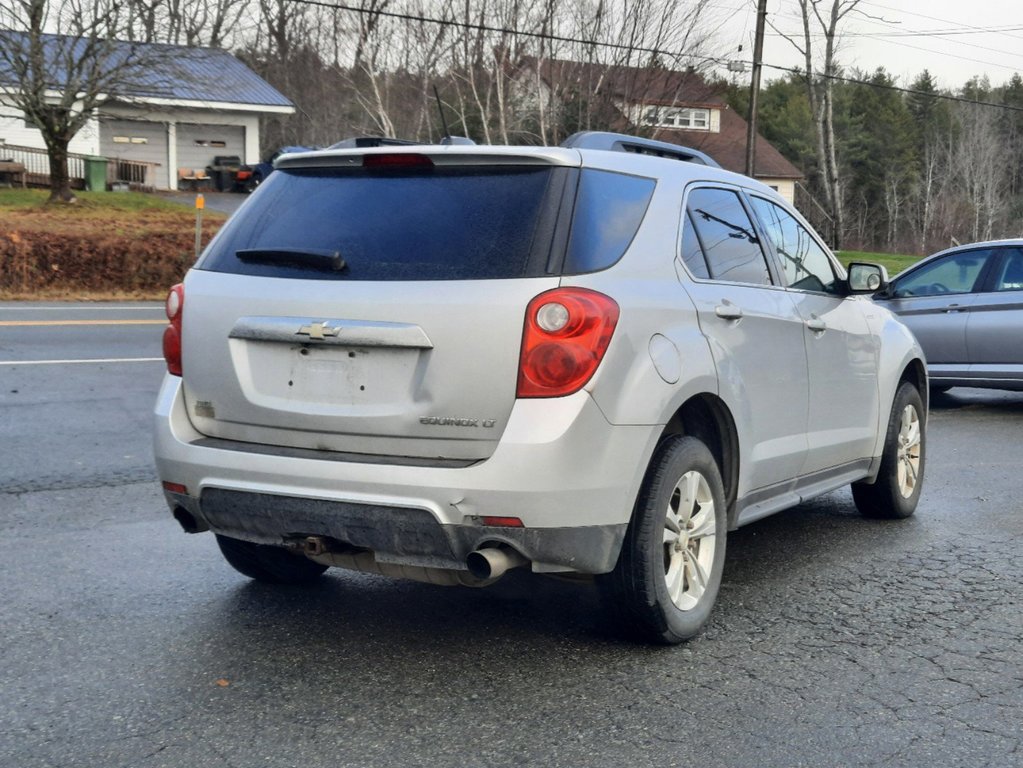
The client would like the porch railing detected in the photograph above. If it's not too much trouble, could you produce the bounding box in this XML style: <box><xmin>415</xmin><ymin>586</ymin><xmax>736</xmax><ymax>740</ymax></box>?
<box><xmin>0</xmin><ymin>142</ymin><xmax>159</xmax><ymax>191</ymax></box>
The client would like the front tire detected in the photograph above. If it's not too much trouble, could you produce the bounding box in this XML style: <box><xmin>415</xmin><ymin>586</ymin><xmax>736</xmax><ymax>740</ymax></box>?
<box><xmin>852</xmin><ymin>381</ymin><xmax>925</xmax><ymax>519</ymax></box>
<box><xmin>216</xmin><ymin>534</ymin><xmax>328</xmax><ymax>584</ymax></box>
<box><xmin>599</xmin><ymin>436</ymin><xmax>727</xmax><ymax>644</ymax></box>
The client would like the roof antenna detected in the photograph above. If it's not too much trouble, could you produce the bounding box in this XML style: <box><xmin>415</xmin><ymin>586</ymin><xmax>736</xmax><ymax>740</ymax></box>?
<box><xmin>432</xmin><ymin>85</ymin><xmax>475</xmax><ymax>146</ymax></box>
<box><xmin>433</xmin><ymin>84</ymin><xmax>451</xmax><ymax>140</ymax></box>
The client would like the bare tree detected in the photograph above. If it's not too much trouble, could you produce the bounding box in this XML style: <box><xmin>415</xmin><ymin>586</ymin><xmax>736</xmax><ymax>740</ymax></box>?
<box><xmin>772</xmin><ymin>0</ymin><xmax>862</xmax><ymax>247</ymax></box>
<box><xmin>954</xmin><ymin>102</ymin><xmax>1008</xmax><ymax>242</ymax></box>
<box><xmin>0</xmin><ymin>0</ymin><xmax>171</xmax><ymax>201</ymax></box>
<box><xmin>122</xmin><ymin>0</ymin><xmax>249</xmax><ymax>47</ymax></box>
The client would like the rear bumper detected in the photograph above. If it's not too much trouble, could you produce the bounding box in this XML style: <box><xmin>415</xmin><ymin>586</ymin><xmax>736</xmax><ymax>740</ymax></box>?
<box><xmin>153</xmin><ymin>376</ymin><xmax>658</xmax><ymax>573</ymax></box>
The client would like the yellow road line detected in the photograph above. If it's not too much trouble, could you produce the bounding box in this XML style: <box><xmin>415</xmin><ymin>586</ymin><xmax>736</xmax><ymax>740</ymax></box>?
<box><xmin>0</xmin><ymin>319</ymin><xmax>166</xmax><ymax>327</ymax></box>
<box><xmin>0</xmin><ymin>357</ymin><xmax>164</xmax><ymax>366</ymax></box>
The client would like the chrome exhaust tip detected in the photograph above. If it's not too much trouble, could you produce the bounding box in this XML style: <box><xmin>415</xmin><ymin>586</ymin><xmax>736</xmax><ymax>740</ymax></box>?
<box><xmin>465</xmin><ymin>546</ymin><xmax>529</xmax><ymax>580</ymax></box>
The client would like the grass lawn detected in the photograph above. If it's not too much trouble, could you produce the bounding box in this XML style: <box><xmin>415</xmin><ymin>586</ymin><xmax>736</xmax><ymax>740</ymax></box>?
<box><xmin>837</xmin><ymin>250</ymin><xmax>921</xmax><ymax>277</ymax></box>
<box><xmin>0</xmin><ymin>187</ymin><xmax>215</xmax><ymax>214</ymax></box>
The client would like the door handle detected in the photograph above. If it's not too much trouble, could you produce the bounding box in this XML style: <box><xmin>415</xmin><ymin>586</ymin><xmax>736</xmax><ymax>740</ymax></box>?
<box><xmin>943</xmin><ymin>304</ymin><xmax>963</xmax><ymax>313</ymax></box>
<box><xmin>715</xmin><ymin>305</ymin><xmax>743</xmax><ymax>320</ymax></box>
<box><xmin>806</xmin><ymin>317</ymin><xmax>827</xmax><ymax>333</ymax></box>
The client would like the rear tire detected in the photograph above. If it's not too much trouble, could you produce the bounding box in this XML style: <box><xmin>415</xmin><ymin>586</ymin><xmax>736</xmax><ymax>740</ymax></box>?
<box><xmin>215</xmin><ymin>534</ymin><xmax>328</xmax><ymax>584</ymax></box>
<box><xmin>598</xmin><ymin>436</ymin><xmax>727</xmax><ymax>644</ymax></box>
<box><xmin>852</xmin><ymin>381</ymin><xmax>925</xmax><ymax>519</ymax></box>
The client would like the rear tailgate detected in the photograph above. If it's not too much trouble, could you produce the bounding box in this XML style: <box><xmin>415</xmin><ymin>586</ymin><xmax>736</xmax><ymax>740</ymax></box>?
<box><xmin>179</xmin><ymin>149</ymin><xmax>577</xmax><ymax>461</ymax></box>
<box><xmin>180</xmin><ymin>272</ymin><xmax>558</xmax><ymax>461</ymax></box>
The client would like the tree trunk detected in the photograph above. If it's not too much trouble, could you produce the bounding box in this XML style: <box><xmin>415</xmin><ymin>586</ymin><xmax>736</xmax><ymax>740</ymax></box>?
<box><xmin>47</xmin><ymin>137</ymin><xmax>76</xmax><ymax>203</ymax></box>
<box><xmin>823</xmin><ymin>77</ymin><xmax>843</xmax><ymax>248</ymax></box>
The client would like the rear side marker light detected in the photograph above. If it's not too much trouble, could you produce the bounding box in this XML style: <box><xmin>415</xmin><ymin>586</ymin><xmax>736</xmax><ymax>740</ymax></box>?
<box><xmin>482</xmin><ymin>516</ymin><xmax>524</xmax><ymax>528</ymax></box>
<box><xmin>517</xmin><ymin>288</ymin><xmax>619</xmax><ymax>398</ymax></box>
<box><xmin>162</xmin><ymin>481</ymin><xmax>188</xmax><ymax>495</ymax></box>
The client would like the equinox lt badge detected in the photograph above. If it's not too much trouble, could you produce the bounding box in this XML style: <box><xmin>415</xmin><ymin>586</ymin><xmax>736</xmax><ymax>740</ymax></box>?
<box><xmin>420</xmin><ymin>417</ymin><xmax>496</xmax><ymax>428</ymax></box>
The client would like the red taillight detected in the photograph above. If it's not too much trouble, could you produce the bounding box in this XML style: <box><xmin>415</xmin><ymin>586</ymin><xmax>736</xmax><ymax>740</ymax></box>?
<box><xmin>162</xmin><ymin>481</ymin><xmax>188</xmax><ymax>494</ymax></box>
<box><xmin>362</xmin><ymin>153</ymin><xmax>434</xmax><ymax>169</ymax></box>
<box><xmin>517</xmin><ymin>288</ymin><xmax>619</xmax><ymax>398</ymax></box>
<box><xmin>163</xmin><ymin>283</ymin><xmax>184</xmax><ymax>376</ymax></box>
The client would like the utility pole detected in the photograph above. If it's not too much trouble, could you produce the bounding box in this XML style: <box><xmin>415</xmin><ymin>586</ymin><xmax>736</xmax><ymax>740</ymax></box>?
<box><xmin>745</xmin><ymin>0</ymin><xmax>769</xmax><ymax>177</ymax></box>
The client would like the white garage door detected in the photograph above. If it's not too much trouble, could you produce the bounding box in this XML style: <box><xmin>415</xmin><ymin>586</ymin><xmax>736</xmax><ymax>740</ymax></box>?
<box><xmin>99</xmin><ymin>119</ymin><xmax>169</xmax><ymax>189</ymax></box>
<box><xmin>176</xmin><ymin>123</ymin><xmax>246</xmax><ymax>173</ymax></box>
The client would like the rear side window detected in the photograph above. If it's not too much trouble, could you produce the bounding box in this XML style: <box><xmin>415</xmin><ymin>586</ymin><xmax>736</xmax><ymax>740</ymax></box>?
<box><xmin>993</xmin><ymin>248</ymin><xmax>1023</xmax><ymax>291</ymax></box>
<box><xmin>679</xmin><ymin>211</ymin><xmax>711</xmax><ymax>279</ymax></box>
<box><xmin>563</xmin><ymin>170</ymin><xmax>655</xmax><ymax>273</ymax></box>
<box><xmin>198</xmin><ymin>166</ymin><xmax>558</xmax><ymax>281</ymax></box>
<box><xmin>685</xmin><ymin>188</ymin><xmax>772</xmax><ymax>285</ymax></box>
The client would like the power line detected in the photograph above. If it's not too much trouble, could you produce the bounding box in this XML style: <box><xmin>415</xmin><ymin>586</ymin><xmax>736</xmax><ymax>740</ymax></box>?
<box><xmin>760</xmin><ymin>60</ymin><xmax>1023</xmax><ymax>112</ymax></box>
<box><xmin>280</xmin><ymin>0</ymin><xmax>1023</xmax><ymax>114</ymax></box>
<box><xmin>854</xmin><ymin>0</ymin><xmax>1023</xmax><ymax>44</ymax></box>
<box><xmin>765</xmin><ymin>5</ymin><xmax>1023</xmax><ymax>74</ymax></box>
<box><xmin>282</xmin><ymin>0</ymin><xmax>735</xmax><ymax>68</ymax></box>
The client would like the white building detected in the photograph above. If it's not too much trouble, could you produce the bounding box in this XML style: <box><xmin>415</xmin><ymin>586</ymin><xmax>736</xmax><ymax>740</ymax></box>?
<box><xmin>0</xmin><ymin>36</ymin><xmax>294</xmax><ymax>190</ymax></box>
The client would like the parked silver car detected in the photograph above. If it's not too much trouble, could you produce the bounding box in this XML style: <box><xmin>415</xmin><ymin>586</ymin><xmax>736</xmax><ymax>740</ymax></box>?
<box><xmin>873</xmin><ymin>240</ymin><xmax>1023</xmax><ymax>391</ymax></box>
<box><xmin>153</xmin><ymin>132</ymin><xmax>928</xmax><ymax>643</ymax></box>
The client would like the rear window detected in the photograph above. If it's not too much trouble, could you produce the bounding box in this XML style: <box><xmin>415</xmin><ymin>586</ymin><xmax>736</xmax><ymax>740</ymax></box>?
<box><xmin>198</xmin><ymin>166</ymin><xmax>558</xmax><ymax>281</ymax></box>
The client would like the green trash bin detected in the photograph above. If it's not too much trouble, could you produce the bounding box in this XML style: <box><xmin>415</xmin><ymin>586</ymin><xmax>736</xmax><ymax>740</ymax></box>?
<box><xmin>84</xmin><ymin>156</ymin><xmax>108</xmax><ymax>192</ymax></box>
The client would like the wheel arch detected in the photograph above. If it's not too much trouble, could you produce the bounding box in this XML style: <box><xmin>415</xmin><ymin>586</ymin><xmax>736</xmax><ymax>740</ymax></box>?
<box><xmin>899</xmin><ymin>357</ymin><xmax>929</xmax><ymax>417</ymax></box>
<box><xmin>658</xmin><ymin>393</ymin><xmax>740</xmax><ymax>528</ymax></box>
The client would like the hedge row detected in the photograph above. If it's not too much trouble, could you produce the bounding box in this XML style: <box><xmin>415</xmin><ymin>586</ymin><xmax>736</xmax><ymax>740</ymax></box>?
<box><xmin>0</xmin><ymin>210</ymin><xmax>221</xmax><ymax>297</ymax></box>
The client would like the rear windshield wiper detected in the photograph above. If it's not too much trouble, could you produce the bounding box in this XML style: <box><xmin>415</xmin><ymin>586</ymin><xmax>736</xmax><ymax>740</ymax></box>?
<box><xmin>236</xmin><ymin>248</ymin><xmax>347</xmax><ymax>273</ymax></box>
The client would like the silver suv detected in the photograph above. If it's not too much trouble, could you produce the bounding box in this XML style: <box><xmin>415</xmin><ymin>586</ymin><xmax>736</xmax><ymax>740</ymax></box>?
<box><xmin>153</xmin><ymin>132</ymin><xmax>927</xmax><ymax>644</ymax></box>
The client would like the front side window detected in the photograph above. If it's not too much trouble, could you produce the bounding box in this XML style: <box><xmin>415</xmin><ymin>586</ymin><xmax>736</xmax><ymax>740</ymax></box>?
<box><xmin>685</xmin><ymin>188</ymin><xmax>772</xmax><ymax>285</ymax></box>
<box><xmin>893</xmin><ymin>249</ymin><xmax>992</xmax><ymax>297</ymax></box>
<box><xmin>749</xmin><ymin>196</ymin><xmax>838</xmax><ymax>293</ymax></box>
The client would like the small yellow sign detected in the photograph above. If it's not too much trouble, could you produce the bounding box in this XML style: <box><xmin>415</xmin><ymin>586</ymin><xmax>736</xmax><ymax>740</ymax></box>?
<box><xmin>195</xmin><ymin>193</ymin><xmax>205</xmax><ymax>210</ymax></box>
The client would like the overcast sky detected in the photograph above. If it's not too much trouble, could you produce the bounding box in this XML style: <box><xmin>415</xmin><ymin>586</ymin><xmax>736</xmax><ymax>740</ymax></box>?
<box><xmin>713</xmin><ymin>0</ymin><xmax>1023</xmax><ymax>90</ymax></box>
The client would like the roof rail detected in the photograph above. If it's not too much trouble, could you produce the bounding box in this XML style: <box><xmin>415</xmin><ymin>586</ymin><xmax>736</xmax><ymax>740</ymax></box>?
<box><xmin>560</xmin><ymin>131</ymin><xmax>720</xmax><ymax>168</ymax></box>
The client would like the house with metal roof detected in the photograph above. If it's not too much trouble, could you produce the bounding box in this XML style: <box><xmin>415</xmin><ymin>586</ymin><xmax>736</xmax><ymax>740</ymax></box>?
<box><xmin>518</xmin><ymin>58</ymin><xmax>803</xmax><ymax>203</ymax></box>
<box><xmin>0</xmin><ymin>34</ymin><xmax>293</xmax><ymax>190</ymax></box>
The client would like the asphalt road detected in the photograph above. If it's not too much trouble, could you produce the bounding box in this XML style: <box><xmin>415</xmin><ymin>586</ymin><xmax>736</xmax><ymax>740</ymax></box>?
<box><xmin>1</xmin><ymin>302</ymin><xmax>1021</xmax><ymax>768</ymax></box>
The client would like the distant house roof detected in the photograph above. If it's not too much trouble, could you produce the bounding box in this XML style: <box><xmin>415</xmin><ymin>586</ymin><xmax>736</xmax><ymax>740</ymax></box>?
<box><xmin>651</xmin><ymin>108</ymin><xmax>804</xmax><ymax>180</ymax></box>
<box><xmin>0</xmin><ymin>32</ymin><xmax>292</xmax><ymax>109</ymax></box>
<box><xmin>523</xmin><ymin>57</ymin><xmax>802</xmax><ymax>180</ymax></box>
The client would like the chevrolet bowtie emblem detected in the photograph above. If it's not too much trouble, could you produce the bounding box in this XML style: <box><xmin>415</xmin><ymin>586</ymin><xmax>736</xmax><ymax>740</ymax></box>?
<box><xmin>297</xmin><ymin>321</ymin><xmax>340</xmax><ymax>340</ymax></box>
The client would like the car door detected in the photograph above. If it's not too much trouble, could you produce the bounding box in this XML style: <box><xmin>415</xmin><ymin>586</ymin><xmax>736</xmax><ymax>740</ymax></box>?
<box><xmin>747</xmin><ymin>195</ymin><xmax>880</xmax><ymax>475</ymax></box>
<box><xmin>678</xmin><ymin>186</ymin><xmax>809</xmax><ymax>494</ymax></box>
<box><xmin>966</xmin><ymin>246</ymin><xmax>1023</xmax><ymax>385</ymax></box>
<box><xmin>879</xmin><ymin>249</ymin><xmax>995</xmax><ymax>376</ymax></box>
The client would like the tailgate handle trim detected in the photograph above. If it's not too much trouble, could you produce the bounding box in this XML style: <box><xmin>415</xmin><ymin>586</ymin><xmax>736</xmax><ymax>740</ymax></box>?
<box><xmin>229</xmin><ymin>317</ymin><xmax>434</xmax><ymax>348</ymax></box>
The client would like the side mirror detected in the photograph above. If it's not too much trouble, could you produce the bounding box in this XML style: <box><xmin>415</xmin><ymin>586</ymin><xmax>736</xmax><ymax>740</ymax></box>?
<box><xmin>847</xmin><ymin>262</ymin><xmax>889</xmax><ymax>294</ymax></box>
